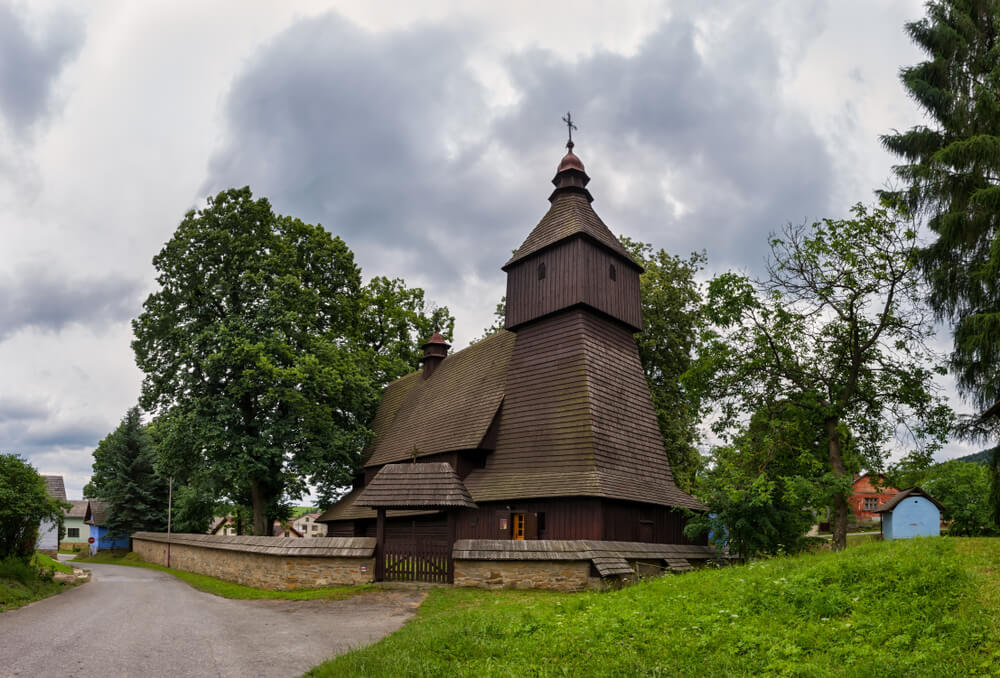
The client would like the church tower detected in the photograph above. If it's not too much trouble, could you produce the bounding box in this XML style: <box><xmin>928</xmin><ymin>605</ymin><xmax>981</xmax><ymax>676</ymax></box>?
<box><xmin>503</xmin><ymin>139</ymin><xmax>644</xmax><ymax>332</ymax></box>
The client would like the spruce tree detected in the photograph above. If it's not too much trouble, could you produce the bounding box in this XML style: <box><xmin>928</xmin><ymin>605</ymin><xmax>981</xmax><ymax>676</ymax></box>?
<box><xmin>89</xmin><ymin>407</ymin><xmax>169</xmax><ymax>539</ymax></box>
<box><xmin>881</xmin><ymin>0</ymin><xmax>1000</xmax><ymax>409</ymax></box>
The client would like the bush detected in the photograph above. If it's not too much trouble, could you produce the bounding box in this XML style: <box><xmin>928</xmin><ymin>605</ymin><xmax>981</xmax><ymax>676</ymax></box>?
<box><xmin>0</xmin><ymin>454</ymin><xmax>67</xmax><ymax>560</ymax></box>
<box><xmin>0</xmin><ymin>555</ymin><xmax>38</xmax><ymax>587</ymax></box>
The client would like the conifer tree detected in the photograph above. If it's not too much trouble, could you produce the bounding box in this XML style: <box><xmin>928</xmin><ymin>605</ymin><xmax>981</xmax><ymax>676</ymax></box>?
<box><xmin>881</xmin><ymin>0</ymin><xmax>1000</xmax><ymax>409</ymax></box>
<box><xmin>89</xmin><ymin>407</ymin><xmax>169</xmax><ymax>539</ymax></box>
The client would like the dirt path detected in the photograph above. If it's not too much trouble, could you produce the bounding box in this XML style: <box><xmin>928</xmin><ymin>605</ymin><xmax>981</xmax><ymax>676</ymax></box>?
<box><xmin>0</xmin><ymin>562</ymin><xmax>424</xmax><ymax>678</ymax></box>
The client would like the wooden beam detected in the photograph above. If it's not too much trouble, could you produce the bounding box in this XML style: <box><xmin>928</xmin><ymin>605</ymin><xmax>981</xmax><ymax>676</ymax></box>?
<box><xmin>375</xmin><ymin>508</ymin><xmax>386</xmax><ymax>582</ymax></box>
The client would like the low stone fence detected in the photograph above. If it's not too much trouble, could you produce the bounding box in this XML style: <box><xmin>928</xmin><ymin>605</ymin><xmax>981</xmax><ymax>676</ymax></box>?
<box><xmin>131</xmin><ymin>532</ymin><xmax>375</xmax><ymax>590</ymax></box>
<box><xmin>452</xmin><ymin>539</ymin><xmax>721</xmax><ymax>591</ymax></box>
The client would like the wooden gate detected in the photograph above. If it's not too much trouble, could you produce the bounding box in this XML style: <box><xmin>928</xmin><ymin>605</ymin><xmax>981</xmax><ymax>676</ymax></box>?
<box><xmin>375</xmin><ymin>511</ymin><xmax>455</xmax><ymax>583</ymax></box>
<box><xmin>382</xmin><ymin>543</ymin><xmax>451</xmax><ymax>583</ymax></box>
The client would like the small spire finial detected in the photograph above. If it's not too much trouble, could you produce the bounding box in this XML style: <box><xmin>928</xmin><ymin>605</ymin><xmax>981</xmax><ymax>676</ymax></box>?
<box><xmin>562</xmin><ymin>111</ymin><xmax>577</xmax><ymax>149</ymax></box>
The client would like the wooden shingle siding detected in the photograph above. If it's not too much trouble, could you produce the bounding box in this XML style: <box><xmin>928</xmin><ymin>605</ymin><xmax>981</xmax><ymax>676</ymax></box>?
<box><xmin>505</xmin><ymin>236</ymin><xmax>642</xmax><ymax>331</ymax></box>
<box><xmin>462</xmin><ymin>309</ymin><xmax>703</xmax><ymax>510</ymax></box>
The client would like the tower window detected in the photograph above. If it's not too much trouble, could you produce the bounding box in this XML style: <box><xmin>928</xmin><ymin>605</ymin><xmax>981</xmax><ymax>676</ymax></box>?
<box><xmin>609</xmin><ymin>264</ymin><xmax>617</xmax><ymax>281</ymax></box>
<box><xmin>538</xmin><ymin>262</ymin><xmax>546</xmax><ymax>280</ymax></box>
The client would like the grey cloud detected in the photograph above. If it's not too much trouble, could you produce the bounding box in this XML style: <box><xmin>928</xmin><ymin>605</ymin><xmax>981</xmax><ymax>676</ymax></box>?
<box><xmin>204</xmin><ymin>12</ymin><xmax>539</xmax><ymax>293</ymax></box>
<box><xmin>206</xmin><ymin>7</ymin><xmax>837</xmax><ymax>299</ymax></box>
<box><xmin>494</xmin><ymin>13</ymin><xmax>837</xmax><ymax>272</ymax></box>
<box><xmin>0</xmin><ymin>3</ymin><xmax>85</xmax><ymax>132</ymax></box>
<box><xmin>0</xmin><ymin>268</ymin><xmax>143</xmax><ymax>340</ymax></box>
<box><xmin>0</xmin><ymin>395</ymin><xmax>48</xmax><ymax>423</ymax></box>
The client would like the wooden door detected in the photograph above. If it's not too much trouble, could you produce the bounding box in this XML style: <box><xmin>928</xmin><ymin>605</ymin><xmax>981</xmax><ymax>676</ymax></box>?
<box><xmin>512</xmin><ymin>513</ymin><xmax>526</xmax><ymax>540</ymax></box>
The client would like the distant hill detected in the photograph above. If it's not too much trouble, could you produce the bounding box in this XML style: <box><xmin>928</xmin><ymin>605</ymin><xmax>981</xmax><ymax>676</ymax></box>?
<box><xmin>952</xmin><ymin>448</ymin><xmax>996</xmax><ymax>465</ymax></box>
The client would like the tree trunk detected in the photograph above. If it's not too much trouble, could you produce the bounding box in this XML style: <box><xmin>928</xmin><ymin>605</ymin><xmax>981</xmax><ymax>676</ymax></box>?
<box><xmin>250</xmin><ymin>480</ymin><xmax>271</xmax><ymax>536</ymax></box>
<box><xmin>825</xmin><ymin>416</ymin><xmax>848</xmax><ymax>551</ymax></box>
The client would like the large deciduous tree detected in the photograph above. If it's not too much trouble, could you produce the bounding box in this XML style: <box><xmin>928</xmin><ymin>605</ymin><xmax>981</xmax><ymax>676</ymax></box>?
<box><xmin>133</xmin><ymin>187</ymin><xmax>451</xmax><ymax>533</ymax></box>
<box><xmin>88</xmin><ymin>407</ymin><xmax>169</xmax><ymax>538</ymax></box>
<box><xmin>693</xmin><ymin>205</ymin><xmax>953</xmax><ymax>550</ymax></box>
<box><xmin>621</xmin><ymin>238</ymin><xmax>707</xmax><ymax>493</ymax></box>
<box><xmin>881</xmin><ymin>0</ymin><xmax>1000</xmax><ymax>410</ymax></box>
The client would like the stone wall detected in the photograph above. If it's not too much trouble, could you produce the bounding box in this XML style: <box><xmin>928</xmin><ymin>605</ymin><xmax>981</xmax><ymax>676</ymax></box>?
<box><xmin>454</xmin><ymin>559</ymin><xmax>598</xmax><ymax>592</ymax></box>
<box><xmin>132</xmin><ymin>534</ymin><xmax>374</xmax><ymax>590</ymax></box>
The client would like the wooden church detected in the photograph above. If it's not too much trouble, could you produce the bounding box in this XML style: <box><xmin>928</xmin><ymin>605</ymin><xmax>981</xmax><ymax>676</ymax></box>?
<box><xmin>318</xmin><ymin>133</ymin><xmax>707</xmax><ymax>580</ymax></box>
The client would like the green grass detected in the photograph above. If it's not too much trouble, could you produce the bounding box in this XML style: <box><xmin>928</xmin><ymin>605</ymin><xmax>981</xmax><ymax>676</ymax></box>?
<box><xmin>308</xmin><ymin>538</ymin><xmax>1000</xmax><ymax>678</ymax></box>
<box><xmin>32</xmin><ymin>552</ymin><xmax>73</xmax><ymax>574</ymax></box>
<box><xmin>1</xmin><ymin>555</ymin><xmax>79</xmax><ymax>612</ymax></box>
<box><xmin>74</xmin><ymin>550</ymin><xmax>372</xmax><ymax>601</ymax></box>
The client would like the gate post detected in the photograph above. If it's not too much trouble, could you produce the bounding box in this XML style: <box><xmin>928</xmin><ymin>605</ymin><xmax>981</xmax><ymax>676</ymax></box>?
<box><xmin>447</xmin><ymin>510</ymin><xmax>456</xmax><ymax>583</ymax></box>
<box><xmin>375</xmin><ymin>508</ymin><xmax>386</xmax><ymax>582</ymax></box>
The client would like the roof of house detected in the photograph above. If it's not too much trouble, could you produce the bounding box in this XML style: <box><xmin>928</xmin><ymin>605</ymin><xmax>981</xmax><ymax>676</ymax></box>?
<box><xmin>42</xmin><ymin>475</ymin><xmax>67</xmax><ymax>501</ymax></box>
<box><xmin>874</xmin><ymin>486</ymin><xmax>946</xmax><ymax>513</ymax></box>
<box><xmin>86</xmin><ymin>500</ymin><xmax>109</xmax><ymax>526</ymax></box>
<box><xmin>272</xmin><ymin>522</ymin><xmax>303</xmax><ymax>537</ymax></box>
<box><xmin>356</xmin><ymin>462</ymin><xmax>476</xmax><ymax>509</ymax></box>
<box><xmin>64</xmin><ymin>500</ymin><xmax>89</xmax><ymax>518</ymax></box>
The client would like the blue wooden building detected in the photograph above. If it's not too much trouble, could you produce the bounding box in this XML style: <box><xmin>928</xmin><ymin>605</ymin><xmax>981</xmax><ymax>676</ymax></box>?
<box><xmin>875</xmin><ymin>487</ymin><xmax>944</xmax><ymax>540</ymax></box>
<box><xmin>85</xmin><ymin>500</ymin><xmax>130</xmax><ymax>550</ymax></box>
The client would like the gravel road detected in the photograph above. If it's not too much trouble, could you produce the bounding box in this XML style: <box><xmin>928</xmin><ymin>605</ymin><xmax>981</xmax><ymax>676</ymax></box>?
<box><xmin>0</xmin><ymin>562</ymin><xmax>424</xmax><ymax>678</ymax></box>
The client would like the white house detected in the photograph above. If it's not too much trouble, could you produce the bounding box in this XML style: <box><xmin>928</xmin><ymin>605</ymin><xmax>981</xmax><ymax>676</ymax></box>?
<box><xmin>35</xmin><ymin>475</ymin><xmax>67</xmax><ymax>553</ymax></box>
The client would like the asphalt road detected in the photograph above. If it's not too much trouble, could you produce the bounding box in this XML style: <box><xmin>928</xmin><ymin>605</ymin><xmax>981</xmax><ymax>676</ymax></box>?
<box><xmin>0</xmin><ymin>561</ymin><xmax>424</xmax><ymax>678</ymax></box>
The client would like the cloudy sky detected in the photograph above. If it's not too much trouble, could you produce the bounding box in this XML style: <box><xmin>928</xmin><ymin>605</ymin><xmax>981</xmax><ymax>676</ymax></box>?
<box><xmin>1</xmin><ymin>0</ymin><xmax>979</xmax><ymax>499</ymax></box>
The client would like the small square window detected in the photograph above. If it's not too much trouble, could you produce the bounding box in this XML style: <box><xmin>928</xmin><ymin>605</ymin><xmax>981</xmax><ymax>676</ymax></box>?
<box><xmin>67</xmin><ymin>528</ymin><xmax>80</xmax><ymax>538</ymax></box>
<box><xmin>863</xmin><ymin>497</ymin><xmax>878</xmax><ymax>511</ymax></box>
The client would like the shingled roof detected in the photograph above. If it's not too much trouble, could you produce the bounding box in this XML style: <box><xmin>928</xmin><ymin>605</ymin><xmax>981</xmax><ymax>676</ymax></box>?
<box><xmin>64</xmin><ymin>500</ymin><xmax>88</xmax><ymax>518</ymax></box>
<box><xmin>503</xmin><ymin>193</ymin><xmax>639</xmax><ymax>271</ymax></box>
<box><xmin>356</xmin><ymin>462</ymin><xmax>476</xmax><ymax>509</ymax></box>
<box><xmin>86</xmin><ymin>499</ymin><xmax>109</xmax><ymax>526</ymax></box>
<box><xmin>364</xmin><ymin>329</ymin><xmax>516</xmax><ymax>467</ymax></box>
<box><xmin>42</xmin><ymin>475</ymin><xmax>66</xmax><ymax>500</ymax></box>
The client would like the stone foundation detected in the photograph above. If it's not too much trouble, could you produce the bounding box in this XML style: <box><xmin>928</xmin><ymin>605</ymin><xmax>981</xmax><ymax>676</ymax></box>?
<box><xmin>132</xmin><ymin>534</ymin><xmax>374</xmax><ymax>590</ymax></box>
<box><xmin>59</xmin><ymin>542</ymin><xmax>87</xmax><ymax>553</ymax></box>
<box><xmin>454</xmin><ymin>559</ymin><xmax>598</xmax><ymax>592</ymax></box>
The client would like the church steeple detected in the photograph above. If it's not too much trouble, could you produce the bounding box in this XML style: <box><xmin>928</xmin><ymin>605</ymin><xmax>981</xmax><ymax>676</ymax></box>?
<box><xmin>503</xmin><ymin>124</ymin><xmax>643</xmax><ymax>332</ymax></box>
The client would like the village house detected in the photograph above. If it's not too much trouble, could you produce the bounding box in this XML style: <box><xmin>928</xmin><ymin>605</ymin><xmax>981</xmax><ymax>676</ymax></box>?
<box><xmin>318</xmin><ymin>135</ymin><xmax>715</xmax><ymax>583</ymax></box>
<box><xmin>61</xmin><ymin>500</ymin><xmax>90</xmax><ymax>552</ymax></box>
<box><xmin>293</xmin><ymin>512</ymin><xmax>326</xmax><ymax>537</ymax></box>
<box><xmin>35</xmin><ymin>475</ymin><xmax>66</xmax><ymax>554</ymax></box>
<box><xmin>849</xmin><ymin>473</ymin><xmax>899</xmax><ymax>524</ymax></box>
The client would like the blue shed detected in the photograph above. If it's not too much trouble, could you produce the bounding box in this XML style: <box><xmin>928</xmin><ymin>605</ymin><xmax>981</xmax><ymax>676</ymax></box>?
<box><xmin>875</xmin><ymin>487</ymin><xmax>944</xmax><ymax>540</ymax></box>
<box><xmin>85</xmin><ymin>500</ymin><xmax>130</xmax><ymax>550</ymax></box>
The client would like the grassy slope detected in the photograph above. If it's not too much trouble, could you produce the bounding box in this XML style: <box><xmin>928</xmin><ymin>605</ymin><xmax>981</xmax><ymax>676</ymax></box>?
<box><xmin>74</xmin><ymin>551</ymin><xmax>371</xmax><ymax>601</ymax></box>
<box><xmin>0</xmin><ymin>555</ymin><xmax>77</xmax><ymax>612</ymax></box>
<box><xmin>309</xmin><ymin>538</ymin><xmax>1000</xmax><ymax>678</ymax></box>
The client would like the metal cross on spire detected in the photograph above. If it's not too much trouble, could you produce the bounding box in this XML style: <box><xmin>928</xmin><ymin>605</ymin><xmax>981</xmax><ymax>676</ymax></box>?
<box><xmin>562</xmin><ymin>112</ymin><xmax>577</xmax><ymax>149</ymax></box>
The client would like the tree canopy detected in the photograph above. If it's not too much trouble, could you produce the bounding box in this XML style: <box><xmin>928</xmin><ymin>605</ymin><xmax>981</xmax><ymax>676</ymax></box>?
<box><xmin>87</xmin><ymin>407</ymin><xmax>169</xmax><ymax>538</ymax></box>
<box><xmin>692</xmin><ymin>205</ymin><xmax>953</xmax><ymax>549</ymax></box>
<box><xmin>0</xmin><ymin>454</ymin><xmax>66</xmax><ymax>561</ymax></box>
<box><xmin>881</xmin><ymin>0</ymin><xmax>1000</xmax><ymax>410</ymax></box>
<box><xmin>133</xmin><ymin>187</ymin><xmax>452</xmax><ymax>533</ymax></box>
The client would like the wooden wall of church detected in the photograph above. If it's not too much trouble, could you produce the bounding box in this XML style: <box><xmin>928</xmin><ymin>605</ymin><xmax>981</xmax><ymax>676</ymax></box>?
<box><xmin>600</xmin><ymin>500</ymin><xmax>707</xmax><ymax>545</ymax></box>
<box><xmin>455</xmin><ymin>499</ymin><xmax>603</xmax><ymax>540</ymax></box>
<box><xmin>505</xmin><ymin>237</ymin><xmax>641</xmax><ymax>331</ymax></box>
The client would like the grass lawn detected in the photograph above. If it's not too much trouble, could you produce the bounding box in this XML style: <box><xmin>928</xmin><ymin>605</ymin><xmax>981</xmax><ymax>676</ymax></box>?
<box><xmin>1</xmin><ymin>554</ymin><xmax>81</xmax><ymax>612</ymax></box>
<box><xmin>308</xmin><ymin>538</ymin><xmax>1000</xmax><ymax>678</ymax></box>
<box><xmin>74</xmin><ymin>550</ymin><xmax>372</xmax><ymax>601</ymax></box>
